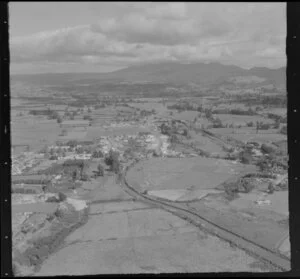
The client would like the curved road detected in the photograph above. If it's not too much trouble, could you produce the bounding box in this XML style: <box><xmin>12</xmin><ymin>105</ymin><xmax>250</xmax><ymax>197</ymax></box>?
<box><xmin>120</xmin><ymin>160</ymin><xmax>290</xmax><ymax>271</ymax></box>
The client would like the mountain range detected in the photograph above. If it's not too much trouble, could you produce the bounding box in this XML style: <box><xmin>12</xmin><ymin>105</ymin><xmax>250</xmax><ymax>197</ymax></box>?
<box><xmin>11</xmin><ymin>61</ymin><xmax>286</xmax><ymax>88</ymax></box>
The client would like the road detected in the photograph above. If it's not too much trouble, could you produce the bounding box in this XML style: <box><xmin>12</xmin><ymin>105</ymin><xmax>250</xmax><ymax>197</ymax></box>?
<box><xmin>35</xmin><ymin>176</ymin><xmax>275</xmax><ymax>275</ymax></box>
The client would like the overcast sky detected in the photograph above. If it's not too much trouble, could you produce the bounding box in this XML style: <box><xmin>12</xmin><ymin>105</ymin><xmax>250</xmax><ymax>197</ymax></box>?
<box><xmin>9</xmin><ymin>2</ymin><xmax>286</xmax><ymax>74</ymax></box>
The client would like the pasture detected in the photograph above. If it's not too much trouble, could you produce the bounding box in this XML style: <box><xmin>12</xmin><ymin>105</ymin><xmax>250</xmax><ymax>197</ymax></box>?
<box><xmin>126</xmin><ymin>157</ymin><xmax>256</xmax><ymax>193</ymax></box>
<box><xmin>183</xmin><ymin>131</ymin><xmax>227</xmax><ymax>156</ymax></box>
<box><xmin>214</xmin><ymin>114</ymin><xmax>273</xmax><ymax>126</ymax></box>
<box><xmin>208</xmin><ymin>127</ymin><xmax>286</xmax><ymax>144</ymax></box>
<box><xmin>11</xmin><ymin>119</ymin><xmax>61</xmax><ymax>152</ymax></box>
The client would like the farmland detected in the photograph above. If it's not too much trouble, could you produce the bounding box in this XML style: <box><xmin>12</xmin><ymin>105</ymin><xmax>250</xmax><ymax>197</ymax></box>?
<box><xmin>10</xmin><ymin>63</ymin><xmax>288</xmax><ymax>275</ymax></box>
<box><xmin>126</xmin><ymin>157</ymin><xmax>255</xmax><ymax>195</ymax></box>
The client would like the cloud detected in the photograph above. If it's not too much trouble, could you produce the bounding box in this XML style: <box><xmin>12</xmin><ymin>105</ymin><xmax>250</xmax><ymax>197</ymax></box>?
<box><xmin>92</xmin><ymin>15</ymin><xmax>201</xmax><ymax>46</ymax></box>
<box><xmin>10</xmin><ymin>2</ymin><xmax>286</xmax><ymax>73</ymax></box>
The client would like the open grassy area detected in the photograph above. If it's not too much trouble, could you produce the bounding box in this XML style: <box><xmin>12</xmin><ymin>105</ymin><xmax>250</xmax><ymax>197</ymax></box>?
<box><xmin>126</xmin><ymin>157</ymin><xmax>256</xmax><ymax>192</ymax></box>
<box><xmin>11</xmin><ymin>119</ymin><xmax>61</xmax><ymax>152</ymax></box>
<box><xmin>213</xmin><ymin>114</ymin><xmax>273</xmax><ymax>126</ymax></box>
<box><xmin>183</xmin><ymin>131</ymin><xmax>227</xmax><ymax>156</ymax></box>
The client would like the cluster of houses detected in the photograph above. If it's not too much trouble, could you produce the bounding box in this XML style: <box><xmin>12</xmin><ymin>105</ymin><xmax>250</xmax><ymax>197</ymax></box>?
<box><xmin>12</xmin><ymin>152</ymin><xmax>44</xmax><ymax>175</ymax></box>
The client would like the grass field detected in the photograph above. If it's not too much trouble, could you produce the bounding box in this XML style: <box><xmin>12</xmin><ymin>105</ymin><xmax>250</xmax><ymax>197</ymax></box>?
<box><xmin>214</xmin><ymin>114</ymin><xmax>273</xmax><ymax>126</ymax></box>
<box><xmin>171</xmin><ymin>111</ymin><xmax>199</xmax><ymax>122</ymax></box>
<box><xmin>183</xmin><ymin>131</ymin><xmax>227</xmax><ymax>156</ymax></box>
<box><xmin>126</xmin><ymin>157</ymin><xmax>256</xmax><ymax>192</ymax></box>
<box><xmin>11</xmin><ymin>119</ymin><xmax>61</xmax><ymax>152</ymax></box>
<box><xmin>208</xmin><ymin>127</ymin><xmax>286</xmax><ymax>143</ymax></box>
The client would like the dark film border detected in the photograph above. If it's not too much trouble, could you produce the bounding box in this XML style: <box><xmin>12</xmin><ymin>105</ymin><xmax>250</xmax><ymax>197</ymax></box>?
<box><xmin>287</xmin><ymin>1</ymin><xmax>300</xmax><ymax>273</ymax></box>
<box><xmin>0</xmin><ymin>1</ymin><xmax>12</xmax><ymax>277</ymax></box>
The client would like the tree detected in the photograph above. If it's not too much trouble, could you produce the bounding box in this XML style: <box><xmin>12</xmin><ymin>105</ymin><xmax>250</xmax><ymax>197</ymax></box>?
<box><xmin>57</xmin><ymin>116</ymin><xmax>62</xmax><ymax>124</ymax></box>
<box><xmin>205</xmin><ymin>108</ymin><xmax>213</xmax><ymax>119</ymax></box>
<box><xmin>267</xmin><ymin>182</ymin><xmax>275</xmax><ymax>194</ymax></box>
<box><xmin>50</xmin><ymin>148</ymin><xmax>55</xmax><ymax>156</ymax></box>
<box><xmin>247</xmin><ymin>121</ymin><xmax>254</xmax><ymax>127</ymax></box>
<box><xmin>169</xmin><ymin>134</ymin><xmax>178</xmax><ymax>144</ymax></box>
<box><xmin>92</xmin><ymin>150</ymin><xmax>103</xmax><ymax>158</ymax></box>
<box><xmin>212</xmin><ymin>118</ymin><xmax>224</xmax><ymax>128</ymax></box>
<box><xmin>80</xmin><ymin>172</ymin><xmax>89</xmax><ymax>181</ymax></box>
<box><xmin>83</xmin><ymin>115</ymin><xmax>91</xmax><ymax>120</ymax></box>
<box><xmin>239</xmin><ymin>150</ymin><xmax>252</xmax><ymax>164</ymax></box>
<box><xmin>72</xmin><ymin>170</ymin><xmax>77</xmax><ymax>182</ymax></box>
<box><xmin>67</xmin><ymin>140</ymin><xmax>78</xmax><ymax>148</ymax></box>
<box><xmin>261</xmin><ymin>143</ymin><xmax>276</xmax><ymax>154</ymax></box>
<box><xmin>97</xmin><ymin>164</ymin><xmax>104</xmax><ymax>176</ymax></box>
<box><xmin>60</xmin><ymin>129</ymin><xmax>67</xmax><ymax>136</ymax></box>
<box><xmin>76</xmin><ymin>146</ymin><xmax>84</xmax><ymax>154</ymax></box>
<box><xmin>104</xmin><ymin>150</ymin><xmax>121</xmax><ymax>174</ymax></box>
<box><xmin>280</xmin><ymin>125</ymin><xmax>287</xmax><ymax>135</ymax></box>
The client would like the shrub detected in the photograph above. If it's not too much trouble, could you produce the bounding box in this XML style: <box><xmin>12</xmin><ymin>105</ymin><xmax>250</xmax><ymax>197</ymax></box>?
<box><xmin>58</xmin><ymin>192</ymin><xmax>67</xmax><ymax>201</ymax></box>
<box><xmin>46</xmin><ymin>195</ymin><xmax>67</xmax><ymax>202</ymax></box>
<box><xmin>76</xmin><ymin>147</ymin><xmax>84</xmax><ymax>154</ymax></box>
<box><xmin>239</xmin><ymin>178</ymin><xmax>255</xmax><ymax>193</ymax></box>
<box><xmin>80</xmin><ymin>172</ymin><xmax>89</xmax><ymax>181</ymax></box>
<box><xmin>280</xmin><ymin>125</ymin><xmax>287</xmax><ymax>135</ymax></box>
<box><xmin>83</xmin><ymin>115</ymin><xmax>91</xmax><ymax>120</ymax></box>
<box><xmin>268</xmin><ymin>182</ymin><xmax>275</xmax><ymax>194</ymax></box>
<box><xmin>256</xmin><ymin>157</ymin><xmax>269</xmax><ymax>172</ymax></box>
<box><xmin>104</xmin><ymin>150</ymin><xmax>120</xmax><ymax>174</ymax></box>
<box><xmin>49</xmin><ymin>155</ymin><xmax>58</xmax><ymax>160</ymax></box>
<box><xmin>63</xmin><ymin>159</ymin><xmax>85</xmax><ymax>168</ymax></box>
<box><xmin>72</xmin><ymin>170</ymin><xmax>78</xmax><ymax>182</ymax></box>
<box><xmin>222</xmin><ymin>145</ymin><xmax>234</xmax><ymax>153</ymax></box>
<box><xmin>261</xmin><ymin>143</ymin><xmax>276</xmax><ymax>154</ymax></box>
<box><xmin>274</xmin><ymin>120</ymin><xmax>280</xmax><ymax>129</ymax></box>
<box><xmin>276</xmin><ymin>181</ymin><xmax>288</xmax><ymax>191</ymax></box>
<box><xmin>259</xmin><ymin>123</ymin><xmax>271</xmax><ymax>130</ymax></box>
<box><xmin>198</xmin><ymin>149</ymin><xmax>210</xmax><ymax>157</ymax></box>
<box><xmin>111</xmin><ymin>159</ymin><xmax>121</xmax><ymax>174</ymax></box>
<box><xmin>116</xmin><ymin>173</ymin><xmax>123</xmax><ymax>184</ymax></box>
<box><xmin>92</xmin><ymin>150</ymin><xmax>104</xmax><ymax>158</ymax></box>
<box><xmin>239</xmin><ymin>150</ymin><xmax>252</xmax><ymax>164</ymax></box>
<box><xmin>54</xmin><ymin>208</ymin><xmax>64</xmax><ymax>218</ymax></box>
<box><xmin>224</xmin><ymin>182</ymin><xmax>239</xmax><ymax>201</ymax></box>
<box><xmin>212</xmin><ymin>118</ymin><xmax>224</xmax><ymax>128</ymax></box>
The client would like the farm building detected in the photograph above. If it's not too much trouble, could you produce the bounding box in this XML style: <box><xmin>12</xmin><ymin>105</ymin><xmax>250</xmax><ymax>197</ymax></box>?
<box><xmin>60</xmin><ymin>120</ymin><xmax>89</xmax><ymax>128</ymax></box>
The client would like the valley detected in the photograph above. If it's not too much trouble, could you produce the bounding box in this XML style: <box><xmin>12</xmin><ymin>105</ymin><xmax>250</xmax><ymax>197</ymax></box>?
<box><xmin>11</xmin><ymin>62</ymin><xmax>289</xmax><ymax>275</ymax></box>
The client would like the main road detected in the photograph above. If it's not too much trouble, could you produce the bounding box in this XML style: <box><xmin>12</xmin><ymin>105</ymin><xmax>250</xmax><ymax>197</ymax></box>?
<box><xmin>35</xmin><ymin>174</ymin><xmax>275</xmax><ymax>275</ymax></box>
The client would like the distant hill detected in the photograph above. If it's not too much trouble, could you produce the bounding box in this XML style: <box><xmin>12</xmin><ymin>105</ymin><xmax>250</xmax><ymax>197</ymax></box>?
<box><xmin>11</xmin><ymin>62</ymin><xmax>286</xmax><ymax>88</ymax></box>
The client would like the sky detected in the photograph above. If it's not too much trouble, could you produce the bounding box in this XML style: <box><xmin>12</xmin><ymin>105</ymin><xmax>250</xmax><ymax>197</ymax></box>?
<box><xmin>9</xmin><ymin>2</ymin><xmax>286</xmax><ymax>74</ymax></box>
